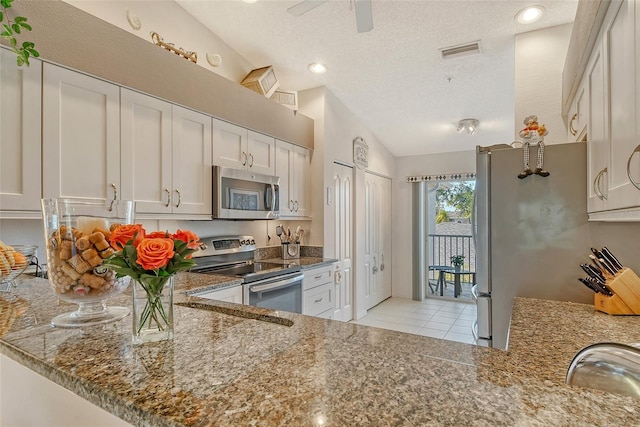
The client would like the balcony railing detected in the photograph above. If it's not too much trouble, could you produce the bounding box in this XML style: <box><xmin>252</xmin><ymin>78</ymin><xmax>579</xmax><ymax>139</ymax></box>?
<box><xmin>427</xmin><ymin>234</ymin><xmax>476</xmax><ymax>272</ymax></box>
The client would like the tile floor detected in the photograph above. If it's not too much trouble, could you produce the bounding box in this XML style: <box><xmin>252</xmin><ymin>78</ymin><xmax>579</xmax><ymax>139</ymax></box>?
<box><xmin>351</xmin><ymin>297</ymin><xmax>477</xmax><ymax>345</ymax></box>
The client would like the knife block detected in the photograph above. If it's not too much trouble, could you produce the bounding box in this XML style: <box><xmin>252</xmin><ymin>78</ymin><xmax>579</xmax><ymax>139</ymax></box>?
<box><xmin>594</xmin><ymin>268</ymin><xmax>640</xmax><ymax>315</ymax></box>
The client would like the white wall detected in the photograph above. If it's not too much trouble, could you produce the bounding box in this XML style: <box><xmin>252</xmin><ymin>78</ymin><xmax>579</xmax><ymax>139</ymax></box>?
<box><xmin>64</xmin><ymin>0</ymin><xmax>253</xmax><ymax>83</ymax></box>
<box><xmin>515</xmin><ymin>23</ymin><xmax>573</xmax><ymax>144</ymax></box>
<box><xmin>298</xmin><ymin>86</ymin><xmax>395</xmax><ymax>317</ymax></box>
<box><xmin>392</xmin><ymin>151</ymin><xmax>476</xmax><ymax>299</ymax></box>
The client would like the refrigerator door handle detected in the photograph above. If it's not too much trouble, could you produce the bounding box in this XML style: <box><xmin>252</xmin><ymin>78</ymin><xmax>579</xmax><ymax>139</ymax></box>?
<box><xmin>477</xmin><ymin>296</ymin><xmax>491</xmax><ymax>340</ymax></box>
<box><xmin>471</xmin><ymin>188</ymin><xmax>477</xmax><ymax>249</ymax></box>
<box><xmin>472</xmin><ymin>319</ymin><xmax>478</xmax><ymax>341</ymax></box>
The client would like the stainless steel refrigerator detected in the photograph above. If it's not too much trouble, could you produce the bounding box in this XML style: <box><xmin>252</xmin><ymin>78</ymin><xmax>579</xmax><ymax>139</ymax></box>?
<box><xmin>473</xmin><ymin>142</ymin><xmax>593</xmax><ymax>349</ymax></box>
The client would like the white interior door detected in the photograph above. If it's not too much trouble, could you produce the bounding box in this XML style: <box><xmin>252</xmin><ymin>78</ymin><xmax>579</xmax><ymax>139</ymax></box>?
<box><xmin>364</xmin><ymin>172</ymin><xmax>392</xmax><ymax>310</ymax></box>
<box><xmin>330</xmin><ymin>162</ymin><xmax>353</xmax><ymax>321</ymax></box>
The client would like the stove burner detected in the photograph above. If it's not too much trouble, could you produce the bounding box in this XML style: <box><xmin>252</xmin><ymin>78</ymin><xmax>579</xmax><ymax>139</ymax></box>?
<box><xmin>192</xmin><ymin>260</ymin><xmax>301</xmax><ymax>283</ymax></box>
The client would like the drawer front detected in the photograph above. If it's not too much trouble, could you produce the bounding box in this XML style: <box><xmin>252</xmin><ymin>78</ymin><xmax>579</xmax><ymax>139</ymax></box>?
<box><xmin>303</xmin><ymin>282</ymin><xmax>333</xmax><ymax>316</ymax></box>
<box><xmin>303</xmin><ymin>265</ymin><xmax>333</xmax><ymax>291</ymax></box>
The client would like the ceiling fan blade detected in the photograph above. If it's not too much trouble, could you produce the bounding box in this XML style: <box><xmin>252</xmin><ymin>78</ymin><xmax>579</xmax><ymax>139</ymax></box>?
<box><xmin>354</xmin><ymin>0</ymin><xmax>373</xmax><ymax>33</ymax></box>
<box><xmin>287</xmin><ymin>0</ymin><xmax>329</xmax><ymax>17</ymax></box>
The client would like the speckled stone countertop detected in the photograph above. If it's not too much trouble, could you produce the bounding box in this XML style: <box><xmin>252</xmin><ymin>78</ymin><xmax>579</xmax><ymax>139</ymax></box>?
<box><xmin>261</xmin><ymin>257</ymin><xmax>338</xmax><ymax>269</ymax></box>
<box><xmin>2</xmin><ymin>276</ymin><xmax>640</xmax><ymax>426</ymax></box>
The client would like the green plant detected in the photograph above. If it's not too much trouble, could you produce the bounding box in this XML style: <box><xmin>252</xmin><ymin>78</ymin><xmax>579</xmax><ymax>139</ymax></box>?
<box><xmin>450</xmin><ymin>254</ymin><xmax>465</xmax><ymax>268</ymax></box>
<box><xmin>0</xmin><ymin>0</ymin><xmax>39</xmax><ymax>66</ymax></box>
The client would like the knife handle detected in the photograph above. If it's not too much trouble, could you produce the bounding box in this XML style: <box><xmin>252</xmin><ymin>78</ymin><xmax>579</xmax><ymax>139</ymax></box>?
<box><xmin>602</xmin><ymin>247</ymin><xmax>624</xmax><ymax>270</ymax></box>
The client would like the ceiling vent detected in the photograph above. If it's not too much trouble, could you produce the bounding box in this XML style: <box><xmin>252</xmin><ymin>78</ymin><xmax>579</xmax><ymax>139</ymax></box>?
<box><xmin>440</xmin><ymin>41</ymin><xmax>482</xmax><ymax>60</ymax></box>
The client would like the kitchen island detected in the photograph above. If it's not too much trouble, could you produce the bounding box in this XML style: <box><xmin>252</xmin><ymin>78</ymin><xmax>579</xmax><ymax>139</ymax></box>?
<box><xmin>1</xmin><ymin>274</ymin><xmax>639</xmax><ymax>426</ymax></box>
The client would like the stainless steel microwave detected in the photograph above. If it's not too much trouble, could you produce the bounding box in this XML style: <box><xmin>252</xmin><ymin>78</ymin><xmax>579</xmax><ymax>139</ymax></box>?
<box><xmin>213</xmin><ymin>166</ymin><xmax>280</xmax><ymax>220</ymax></box>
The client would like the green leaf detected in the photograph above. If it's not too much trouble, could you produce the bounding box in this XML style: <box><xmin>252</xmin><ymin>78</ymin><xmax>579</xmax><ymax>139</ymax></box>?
<box><xmin>13</xmin><ymin>16</ymin><xmax>25</xmax><ymax>24</ymax></box>
<box><xmin>28</xmin><ymin>48</ymin><xmax>39</xmax><ymax>57</ymax></box>
<box><xmin>0</xmin><ymin>12</ymin><xmax>4</xmax><ymax>22</ymax></box>
<box><xmin>19</xmin><ymin>23</ymin><xmax>31</xmax><ymax>31</ymax></box>
<box><xmin>21</xmin><ymin>41</ymin><xmax>33</xmax><ymax>48</ymax></box>
<box><xmin>0</xmin><ymin>0</ymin><xmax>13</xmax><ymax>9</ymax></box>
<box><xmin>11</xmin><ymin>23</ymin><xmax>20</xmax><ymax>34</ymax></box>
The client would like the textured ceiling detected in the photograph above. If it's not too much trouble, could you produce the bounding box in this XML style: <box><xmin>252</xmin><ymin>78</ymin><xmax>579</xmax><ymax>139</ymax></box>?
<box><xmin>176</xmin><ymin>0</ymin><xmax>578</xmax><ymax>157</ymax></box>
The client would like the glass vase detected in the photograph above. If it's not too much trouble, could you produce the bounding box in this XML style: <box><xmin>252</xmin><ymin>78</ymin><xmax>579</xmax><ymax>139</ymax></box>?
<box><xmin>132</xmin><ymin>275</ymin><xmax>174</xmax><ymax>344</ymax></box>
<box><xmin>41</xmin><ymin>198</ymin><xmax>135</xmax><ymax>327</ymax></box>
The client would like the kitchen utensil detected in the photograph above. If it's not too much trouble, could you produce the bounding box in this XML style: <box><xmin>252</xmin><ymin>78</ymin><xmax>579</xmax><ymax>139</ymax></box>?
<box><xmin>602</xmin><ymin>247</ymin><xmax>624</xmax><ymax>271</ymax></box>
<box><xmin>276</xmin><ymin>225</ymin><xmax>283</xmax><ymax>243</ymax></box>
<box><xmin>591</xmin><ymin>248</ymin><xmax>618</xmax><ymax>275</ymax></box>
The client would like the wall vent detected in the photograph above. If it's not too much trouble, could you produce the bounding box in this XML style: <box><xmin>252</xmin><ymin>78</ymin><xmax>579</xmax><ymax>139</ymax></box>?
<box><xmin>440</xmin><ymin>41</ymin><xmax>482</xmax><ymax>60</ymax></box>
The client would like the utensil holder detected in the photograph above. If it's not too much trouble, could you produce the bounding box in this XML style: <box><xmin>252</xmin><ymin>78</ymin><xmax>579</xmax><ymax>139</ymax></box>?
<box><xmin>594</xmin><ymin>268</ymin><xmax>640</xmax><ymax>315</ymax></box>
<box><xmin>282</xmin><ymin>243</ymin><xmax>300</xmax><ymax>260</ymax></box>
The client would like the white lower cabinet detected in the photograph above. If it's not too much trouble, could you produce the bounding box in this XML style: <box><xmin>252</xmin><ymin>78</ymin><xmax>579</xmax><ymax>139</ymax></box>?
<box><xmin>193</xmin><ymin>285</ymin><xmax>243</xmax><ymax>304</ymax></box>
<box><xmin>303</xmin><ymin>265</ymin><xmax>335</xmax><ymax>318</ymax></box>
<box><xmin>0</xmin><ymin>49</ymin><xmax>42</xmax><ymax>216</ymax></box>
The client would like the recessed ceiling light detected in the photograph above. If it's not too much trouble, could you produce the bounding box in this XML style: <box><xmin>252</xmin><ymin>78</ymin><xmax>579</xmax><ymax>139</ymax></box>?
<box><xmin>242</xmin><ymin>0</ymin><xmax>258</xmax><ymax>4</ymax></box>
<box><xmin>516</xmin><ymin>5</ymin><xmax>545</xmax><ymax>24</ymax></box>
<box><xmin>308</xmin><ymin>63</ymin><xmax>327</xmax><ymax>74</ymax></box>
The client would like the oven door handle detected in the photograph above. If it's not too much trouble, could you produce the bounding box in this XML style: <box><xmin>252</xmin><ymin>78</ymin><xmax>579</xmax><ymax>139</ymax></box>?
<box><xmin>249</xmin><ymin>274</ymin><xmax>304</xmax><ymax>294</ymax></box>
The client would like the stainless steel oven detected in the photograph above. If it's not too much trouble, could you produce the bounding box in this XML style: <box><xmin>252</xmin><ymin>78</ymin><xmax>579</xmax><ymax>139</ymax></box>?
<box><xmin>243</xmin><ymin>272</ymin><xmax>303</xmax><ymax>313</ymax></box>
<box><xmin>191</xmin><ymin>235</ymin><xmax>303</xmax><ymax>313</ymax></box>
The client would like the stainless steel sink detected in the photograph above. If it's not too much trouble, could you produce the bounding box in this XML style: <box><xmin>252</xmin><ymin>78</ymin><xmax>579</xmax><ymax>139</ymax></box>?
<box><xmin>566</xmin><ymin>342</ymin><xmax>640</xmax><ymax>399</ymax></box>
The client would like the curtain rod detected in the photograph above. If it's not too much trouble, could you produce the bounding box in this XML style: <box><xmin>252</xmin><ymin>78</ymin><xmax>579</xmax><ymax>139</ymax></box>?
<box><xmin>406</xmin><ymin>173</ymin><xmax>476</xmax><ymax>183</ymax></box>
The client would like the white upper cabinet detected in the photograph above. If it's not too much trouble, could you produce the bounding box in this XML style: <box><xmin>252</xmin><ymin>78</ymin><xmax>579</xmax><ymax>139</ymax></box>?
<box><xmin>212</xmin><ymin>119</ymin><xmax>275</xmax><ymax>175</ymax></box>
<box><xmin>606</xmin><ymin>0</ymin><xmax>640</xmax><ymax>211</ymax></box>
<box><xmin>567</xmin><ymin>80</ymin><xmax>587</xmax><ymax>143</ymax></box>
<box><xmin>42</xmin><ymin>63</ymin><xmax>120</xmax><ymax>203</ymax></box>
<box><xmin>121</xmin><ymin>89</ymin><xmax>212</xmax><ymax>216</ymax></box>
<box><xmin>586</xmin><ymin>40</ymin><xmax>608</xmax><ymax>213</ymax></box>
<box><xmin>0</xmin><ymin>49</ymin><xmax>42</xmax><ymax>215</ymax></box>
<box><xmin>171</xmin><ymin>105</ymin><xmax>212</xmax><ymax>216</ymax></box>
<box><xmin>581</xmin><ymin>0</ymin><xmax>640</xmax><ymax>219</ymax></box>
<box><xmin>275</xmin><ymin>140</ymin><xmax>310</xmax><ymax>218</ymax></box>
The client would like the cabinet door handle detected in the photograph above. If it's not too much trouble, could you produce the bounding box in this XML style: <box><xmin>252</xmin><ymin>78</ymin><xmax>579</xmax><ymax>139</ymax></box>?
<box><xmin>380</xmin><ymin>254</ymin><xmax>385</xmax><ymax>272</ymax></box>
<box><xmin>593</xmin><ymin>170</ymin><xmax>602</xmax><ymax>200</ymax></box>
<box><xmin>314</xmin><ymin>275</ymin><xmax>323</xmax><ymax>280</ymax></box>
<box><xmin>372</xmin><ymin>257</ymin><xmax>378</xmax><ymax>274</ymax></box>
<box><xmin>314</xmin><ymin>298</ymin><xmax>323</xmax><ymax>303</ymax></box>
<box><xmin>627</xmin><ymin>145</ymin><xmax>640</xmax><ymax>190</ymax></box>
<box><xmin>164</xmin><ymin>188</ymin><xmax>171</xmax><ymax>207</ymax></box>
<box><xmin>594</xmin><ymin>168</ymin><xmax>608</xmax><ymax>200</ymax></box>
<box><xmin>242</xmin><ymin>152</ymin><xmax>248</xmax><ymax>166</ymax></box>
<box><xmin>289</xmin><ymin>200</ymin><xmax>295</xmax><ymax>212</ymax></box>
<box><xmin>108</xmin><ymin>183</ymin><xmax>117</xmax><ymax>211</ymax></box>
<box><xmin>249</xmin><ymin>153</ymin><xmax>254</xmax><ymax>167</ymax></box>
<box><xmin>175</xmin><ymin>189</ymin><xmax>181</xmax><ymax>208</ymax></box>
<box><xmin>293</xmin><ymin>200</ymin><xmax>299</xmax><ymax>212</ymax></box>
<box><xmin>569</xmin><ymin>113</ymin><xmax>578</xmax><ymax>136</ymax></box>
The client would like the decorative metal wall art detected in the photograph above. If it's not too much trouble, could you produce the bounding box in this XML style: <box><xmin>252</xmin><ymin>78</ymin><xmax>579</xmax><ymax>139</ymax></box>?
<box><xmin>353</xmin><ymin>137</ymin><xmax>369</xmax><ymax>169</ymax></box>
<box><xmin>150</xmin><ymin>32</ymin><xmax>197</xmax><ymax>63</ymax></box>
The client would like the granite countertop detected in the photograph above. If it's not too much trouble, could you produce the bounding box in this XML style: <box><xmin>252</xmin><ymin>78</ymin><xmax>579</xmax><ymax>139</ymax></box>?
<box><xmin>2</xmin><ymin>275</ymin><xmax>640</xmax><ymax>426</ymax></box>
<box><xmin>261</xmin><ymin>257</ymin><xmax>339</xmax><ymax>269</ymax></box>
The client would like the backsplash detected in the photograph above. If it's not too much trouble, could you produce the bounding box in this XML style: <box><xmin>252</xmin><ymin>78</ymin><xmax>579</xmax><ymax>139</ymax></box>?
<box><xmin>255</xmin><ymin>245</ymin><xmax>324</xmax><ymax>260</ymax></box>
